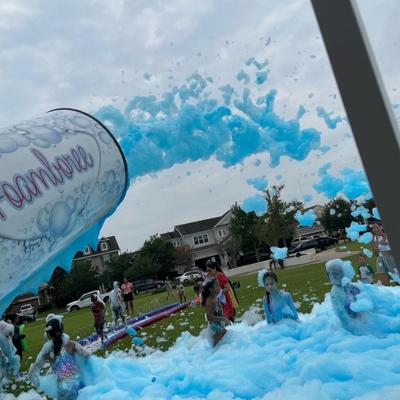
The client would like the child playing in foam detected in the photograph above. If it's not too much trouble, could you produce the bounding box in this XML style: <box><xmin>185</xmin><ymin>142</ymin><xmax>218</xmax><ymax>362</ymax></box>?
<box><xmin>258</xmin><ymin>270</ymin><xmax>298</xmax><ymax>324</ymax></box>
<box><xmin>326</xmin><ymin>258</ymin><xmax>400</xmax><ymax>336</ymax></box>
<box><xmin>0</xmin><ymin>320</ymin><xmax>20</xmax><ymax>390</ymax></box>
<box><xmin>29</xmin><ymin>314</ymin><xmax>90</xmax><ymax>400</ymax></box>
<box><xmin>202</xmin><ymin>279</ymin><xmax>231</xmax><ymax>346</ymax></box>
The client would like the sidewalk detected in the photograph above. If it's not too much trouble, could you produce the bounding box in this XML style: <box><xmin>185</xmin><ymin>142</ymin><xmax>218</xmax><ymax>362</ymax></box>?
<box><xmin>224</xmin><ymin>248</ymin><xmax>359</xmax><ymax>278</ymax></box>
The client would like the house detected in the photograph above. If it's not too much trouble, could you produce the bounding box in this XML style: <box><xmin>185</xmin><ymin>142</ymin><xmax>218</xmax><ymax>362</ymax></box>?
<box><xmin>160</xmin><ymin>211</ymin><xmax>233</xmax><ymax>270</ymax></box>
<box><xmin>293</xmin><ymin>205</ymin><xmax>326</xmax><ymax>239</ymax></box>
<box><xmin>73</xmin><ymin>236</ymin><xmax>121</xmax><ymax>273</ymax></box>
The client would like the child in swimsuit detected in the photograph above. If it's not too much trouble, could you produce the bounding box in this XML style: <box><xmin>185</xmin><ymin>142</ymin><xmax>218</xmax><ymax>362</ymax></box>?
<box><xmin>29</xmin><ymin>315</ymin><xmax>89</xmax><ymax>400</ymax></box>
<box><xmin>258</xmin><ymin>270</ymin><xmax>299</xmax><ymax>324</ymax></box>
<box><xmin>202</xmin><ymin>279</ymin><xmax>230</xmax><ymax>346</ymax></box>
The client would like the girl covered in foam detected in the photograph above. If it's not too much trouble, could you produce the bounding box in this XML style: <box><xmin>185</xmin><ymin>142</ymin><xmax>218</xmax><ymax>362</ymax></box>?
<box><xmin>29</xmin><ymin>314</ymin><xmax>90</xmax><ymax>400</ymax></box>
<box><xmin>326</xmin><ymin>258</ymin><xmax>400</xmax><ymax>336</ymax></box>
<box><xmin>0</xmin><ymin>320</ymin><xmax>20</xmax><ymax>390</ymax></box>
<box><xmin>258</xmin><ymin>270</ymin><xmax>299</xmax><ymax>324</ymax></box>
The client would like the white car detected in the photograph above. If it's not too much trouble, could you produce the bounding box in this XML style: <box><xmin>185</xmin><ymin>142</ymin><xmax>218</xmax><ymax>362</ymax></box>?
<box><xmin>66</xmin><ymin>290</ymin><xmax>111</xmax><ymax>312</ymax></box>
<box><xmin>178</xmin><ymin>271</ymin><xmax>203</xmax><ymax>284</ymax></box>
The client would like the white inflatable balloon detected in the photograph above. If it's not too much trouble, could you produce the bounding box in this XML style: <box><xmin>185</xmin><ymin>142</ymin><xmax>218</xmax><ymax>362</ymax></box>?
<box><xmin>0</xmin><ymin>109</ymin><xmax>128</xmax><ymax>316</ymax></box>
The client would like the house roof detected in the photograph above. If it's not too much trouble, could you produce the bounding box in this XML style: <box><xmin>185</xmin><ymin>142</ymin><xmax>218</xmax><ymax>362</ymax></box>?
<box><xmin>160</xmin><ymin>231</ymin><xmax>181</xmax><ymax>240</ymax></box>
<box><xmin>73</xmin><ymin>235</ymin><xmax>120</xmax><ymax>259</ymax></box>
<box><xmin>175</xmin><ymin>216</ymin><xmax>222</xmax><ymax>236</ymax></box>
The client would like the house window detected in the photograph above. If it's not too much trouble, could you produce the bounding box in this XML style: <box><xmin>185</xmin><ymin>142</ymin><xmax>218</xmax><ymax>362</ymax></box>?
<box><xmin>84</xmin><ymin>246</ymin><xmax>91</xmax><ymax>255</ymax></box>
<box><xmin>218</xmin><ymin>229</ymin><xmax>226</xmax><ymax>237</ymax></box>
<box><xmin>100</xmin><ymin>242</ymin><xmax>108</xmax><ymax>251</ymax></box>
<box><xmin>172</xmin><ymin>240</ymin><xmax>180</xmax><ymax>247</ymax></box>
<box><xmin>103</xmin><ymin>254</ymin><xmax>111</xmax><ymax>264</ymax></box>
<box><xmin>193</xmin><ymin>234</ymin><xmax>209</xmax><ymax>246</ymax></box>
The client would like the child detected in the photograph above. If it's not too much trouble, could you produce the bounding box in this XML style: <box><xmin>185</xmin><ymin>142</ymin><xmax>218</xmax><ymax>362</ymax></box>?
<box><xmin>90</xmin><ymin>294</ymin><xmax>107</xmax><ymax>345</ymax></box>
<box><xmin>29</xmin><ymin>315</ymin><xmax>89</xmax><ymax>400</ymax></box>
<box><xmin>326</xmin><ymin>258</ymin><xmax>368</xmax><ymax>334</ymax></box>
<box><xmin>176</xmin><ymin>283</ymin><xmax>187</xmax><ymax>304</ymax></box>
<box><xmin>110</xmin><ymin>281</ymin><xmax>126</xmax><ymax>327</ymax></box>
<box><xmin>12</xmin><ymin>315</ymin><xmax>26</xmax><ymax>362</ymax></box>
<box><xmin>358</xmin><ymin>254</ymin><xmax>374</xmax><ymax>284</ymax></box>
<box><xmin>0</xmin><ymin>320</ymin><xmax>20</xmax><ymax>390</ymax></box>
<box><xmin>202</xmin><ymin>279</ymin><xmax>231</xmax><ymax>347</ymax></box>
<box><xmin>193</xmin><ymin>282</ymin><xmax>201</xmax><ymax>305</ymax></box>
<box><xmin>258</xmin><ymin>270</ymin><xmax>298</xmax><ymax>324</ymax></box>
<box><xmin>121</xmin><ymin>277</ymin><xmax>134</xmax><ymax>316</ymax></box>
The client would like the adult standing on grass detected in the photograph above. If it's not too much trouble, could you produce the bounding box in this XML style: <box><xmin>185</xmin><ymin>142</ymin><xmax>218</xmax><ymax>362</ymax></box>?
<box><xmin>121</xmin><ymin>277</ymin><xmax>134</xmax><ymax>316</ymax></box>
<box><xmin>206</xmin><ymin>260</ymin><xmax>236</xmax><ymax>322</ymax></box>
<box><xmin>110</xmin><ymin>281</ymin><xmax>126</xmax><ymax>327</ymax></box>
<box><xmin>90</xmin><ymin>294</ymin><xmax>107</xmax><ymax>345</ymax></box>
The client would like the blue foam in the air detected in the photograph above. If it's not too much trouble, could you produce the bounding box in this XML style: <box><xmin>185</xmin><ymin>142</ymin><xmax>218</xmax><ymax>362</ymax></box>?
<box><xmin>294</xmin><ymin>209</ymin><xmax>317</xmax><ymax>227</ymax></box>
<box><xmin>270</xmin><ymin>246</ymin><xmax>288</xmax><ymax>260</ymax></box>
<box><xmin>246</xmin><ymin>176</ymin><xmax>268</xmax><ymax>191</ymax></box>
<box><xmin>316</xmin><ymin>106</ymin><xmax>343</xmax><ymax>129</ymax></box>
<box><xmin>241</xmin><ymin>195</ymin><xmax>268</xmax><ymax>216</ymax></box>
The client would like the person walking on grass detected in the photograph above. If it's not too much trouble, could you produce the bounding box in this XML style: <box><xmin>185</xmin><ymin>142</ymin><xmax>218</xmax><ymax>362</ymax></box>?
<box><xmin>90</xmin><ymin>294</ymin><xmax>107</xmax><ymax>345</ymax></box>
<box><xmin>165</xmin><ymin>277</ymin><xmax>173</xmax><ymax>300</ymax></box>
<box><xmin>110</xmin><ymin>281</ymin><xmax>127</xmax><ymax>328</ymax></box>
<box><xmin>176</xmin><ymin>282</ymin><xmax>187</xmax><ymax>304</ymax></box>
<box><xmin>121</xmin><ymin>277</ymin><xmax>134</xmax><ymax>316</ymax></box>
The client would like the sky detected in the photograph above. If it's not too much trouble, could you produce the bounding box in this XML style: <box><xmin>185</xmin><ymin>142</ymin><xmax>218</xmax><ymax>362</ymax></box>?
<box><xmin>0</xmin><ymin>0</ymin><xmax>399</xmax><ymax>252</ymax></box>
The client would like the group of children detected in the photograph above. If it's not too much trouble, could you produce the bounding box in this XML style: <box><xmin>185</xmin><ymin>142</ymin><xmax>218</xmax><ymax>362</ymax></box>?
<box><xmin>201</xmin><ymin>251</ymin><xmax>394</xmax><ymax>347</ymax></box>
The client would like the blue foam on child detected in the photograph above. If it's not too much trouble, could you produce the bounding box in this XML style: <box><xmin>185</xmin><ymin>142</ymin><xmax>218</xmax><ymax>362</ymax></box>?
<box><xmin>294</xmin><ymin>209</ymin><xmax>317</xmax><ymax>227</ymax></box>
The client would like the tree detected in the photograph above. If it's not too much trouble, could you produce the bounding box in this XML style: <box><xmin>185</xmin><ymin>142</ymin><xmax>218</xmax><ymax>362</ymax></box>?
<box><xmin>52</xmin><ymin>262</ymin><xmax>100</xmax><ymax>306</ymax></box>
<box><xmin>256</xmin><ymin>185</ymin><xmax>303</xmax><ymax>246</ymax></box>
<box><xmin>320</xmin><ymin>197</ymin><xmax>352</xmax><ymax>236</ymax></box>
<box><xmin>229</xmin><ymin>204</ymin><xmax>261</xmax><ymax>261</ymax></box>
<box><xmin>129</xmin><ymin>235</ymin><xmax>178</xmax><ymax>280</ymax></box>
<box><xmin>101</xmin><ymin>252</ymin><xmax>134</xmax><ymax>287</ymax></box>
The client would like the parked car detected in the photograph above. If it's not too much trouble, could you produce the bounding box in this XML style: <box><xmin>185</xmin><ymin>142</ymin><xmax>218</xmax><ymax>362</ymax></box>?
<box><xmin>178</xmin><ymin>271</ymin><xmax>203</xmax><ymax>284</ymax></box>
<box><xmin>289</xmin><ymin>236</ymin><xmax>338</xmax><ymax>256</ymax></box>
<box><xmin>16</xmin><ymin>304</ymin><xmax>36</xmax><ymax>322</ymax></box>
<box><xmin>134</xmin><ymin>278</ymin><xmax>165</xmax><ymax>294</ymax></box>
<box><xmin>66</xmin><ymin>289</ymin><xmax>111</xmax><ymax>312</ymax></box>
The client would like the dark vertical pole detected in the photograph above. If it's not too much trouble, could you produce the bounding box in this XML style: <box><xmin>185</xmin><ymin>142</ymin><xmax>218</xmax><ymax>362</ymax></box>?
<box><xmin>311</xmin><ymin>0</ymin><xmax>400</xmax><ymax>264</ymax></box>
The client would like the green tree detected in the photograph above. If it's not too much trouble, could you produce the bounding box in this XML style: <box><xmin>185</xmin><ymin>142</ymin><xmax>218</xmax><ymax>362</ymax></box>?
<box><xmin>129</xmin><ymin>235</ymin><xmax>178</xmax><ymax>280</ymax></box>
<box><xmin>320</xmin><ymin>197</ymin><xmax>352</xmax><ymax>236</ymax></box>
<box><xmin>229</xmin><ymin>204</ymin><xmax>261</xmax><ymax>261</ymax></box>
<box><xmin>54</xmin><ymin>262</ymin><xmax>99</xmax><ymax>306</ymax></box>
<box><xmin>101</xmin><ymin>252</ymin><xmax>134</xmax><ymax>286</ymax></box>
<box><xmin>256</xmin><ymin>185</ymin><xmax>303</xmax><ymax>246</ymax></box>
